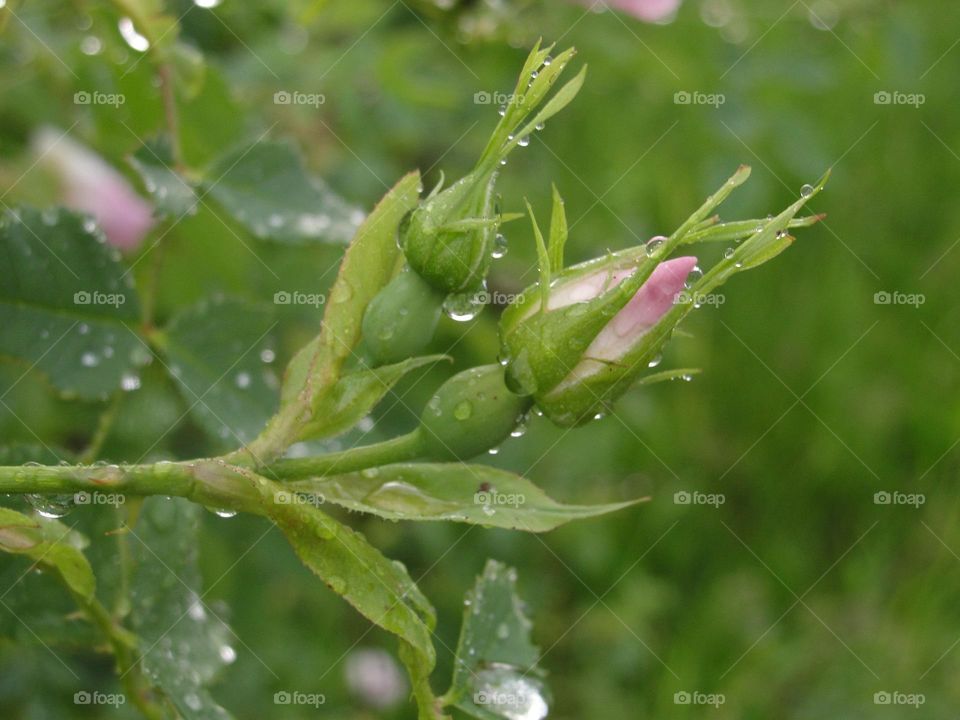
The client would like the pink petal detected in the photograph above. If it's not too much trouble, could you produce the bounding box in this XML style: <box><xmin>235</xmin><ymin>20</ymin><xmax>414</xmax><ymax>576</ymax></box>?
<box><xmin>33</xmin><ymin>128</ymin><xmax>154</xmax><ymax>251</ymax></box>
<box><xmin>560</xmin><ymin>255</ymin><xmax>696</xmax><ymax>386</ymax></box>
<box><xmin>579</xmin><ymin>0</ymin><xmax>682</xmax><ymax>23</ymax></box>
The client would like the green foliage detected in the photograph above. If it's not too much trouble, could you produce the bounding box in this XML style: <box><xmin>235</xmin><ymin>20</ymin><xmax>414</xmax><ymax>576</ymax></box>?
<box><xmin>2</xmin><ymin>1</ymin><xmax>951</xmax><ymax>719</ymax></box>
<box><xmin>286</xmin><ymin>463</ymin><xmax>639</xmax><ymax>531</ymax></box>
<box><xmin>0</xmin><ymin>208</ymin><xmax>142</xmax><ymax>399</ymax></box>
<box><xmin>445</xmin><ymin>560</ymin><xmax>548</xmax><ymax>719</ymax></box>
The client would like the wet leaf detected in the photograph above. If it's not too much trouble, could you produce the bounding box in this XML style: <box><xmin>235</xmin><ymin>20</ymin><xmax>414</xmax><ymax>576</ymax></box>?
<box><xmin>286</xmin><ymin>463</ymin><xmax>642</xmax><ymax>532</ymax></box>
<box><xmin>128</xmin><ymin>137</ymin><xmax>198</xmax><ymax>219</ymax></box>
<box><xmin>129</xmin><ymin>497</ymin><xmax>235</xmax><ymax>720</ymax></box>
<box><xmin>0</xmin><ymin>507</ymin><xmax>94</xmax><ymax>601</ymax></box>
<box><xmin>204</xmin><ymin>140</ymin><xmax>363</xmax><ymax>245</ymax></box>
<box><xmin>298</xmin><ymin>354</ymin><xmax>448</xmax><ymax>441</ymax></box>
<box><xmin>445</xmin><ymin>560</ymin><xmax>549</xmax><ymax>720</ymax></box>
<box><xmin>0</xmin><ymin>207</ymin><xmax>142</xmax><ymax>399</ymax></box>
<box><xmin>162</xmin><ymin>296</ymin><xmax>278</xmax><ymax>447</ymax></box>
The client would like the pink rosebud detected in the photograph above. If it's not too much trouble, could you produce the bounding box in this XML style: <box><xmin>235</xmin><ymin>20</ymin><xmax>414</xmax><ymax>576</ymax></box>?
<box><xmin>580</xmin><ymin>0</ymin><xmax>682</xmax><ymax>23</ymax></box>
<box><xmin>33</xmin><ymin>127</ymin><xmax>154</xmax><ymax>251</ymax></box>
<box><xmin>559</xmin><ymin>255</ymin><xmax>697</xmax><ymax>386</ymax></box>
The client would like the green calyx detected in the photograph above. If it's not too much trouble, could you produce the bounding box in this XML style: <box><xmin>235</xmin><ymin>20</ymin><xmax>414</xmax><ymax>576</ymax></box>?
<box><xmin>417</xmin><ymin>364</ymin><xmax>532</xmax><ymax>461</ymax></box>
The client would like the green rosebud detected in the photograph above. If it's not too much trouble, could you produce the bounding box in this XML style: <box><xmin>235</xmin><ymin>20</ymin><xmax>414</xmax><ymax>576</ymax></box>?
<box><xmin>417</xmin><ymin>364</ymin><xmax>531</xmax><ymax>461</ymax></box>
<box><xmin>401</xmin><ymin>41</ymin><xmax>586</xmax><ymax>295</ymax></box>
<box><xmin>500</xmin><ymin>168</ymin><xmax>829</xmax><ymax>426</ymax></box>
<box><xmin>362</xmin><ymin>269</ymin><xmax>446</xmax><ymax>365</ymax></box>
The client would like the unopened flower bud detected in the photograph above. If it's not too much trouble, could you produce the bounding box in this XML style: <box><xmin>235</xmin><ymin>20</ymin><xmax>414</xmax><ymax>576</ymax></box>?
<box><xmin>499</xmin><ymin>251</ymin><xmax>697</xmax><ymax>425</ymax></box>
<box><xmin>362</xmin><ymin>269</ymin><xmax>446</xmax><ymax>365</ymax></box>
<box><xmin>417</xmin><ymin>364</ymin><xmax>530</xmax><ymax>460</ymax></box>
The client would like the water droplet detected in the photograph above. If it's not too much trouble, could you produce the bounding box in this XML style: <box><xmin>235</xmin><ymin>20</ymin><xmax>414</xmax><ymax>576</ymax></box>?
<box><xmin>219</xmin><ymin>645</ymin><xmax>237</xmax><ymax>663</ymax></box>
<box><xmin>184</xmin><ymin>693</ymin><xmax>202</xmax><ymax>711</ymax></box>
<box><xmin>534</xmin><ymin>121</ymin><xmax>545</xmax><ymax>131</ymax></box>
<box><xmin>211</xmin><ymin>508</ymin><xmax>237</xmax><ymax>519</ymax></box>
<box><xmin>648</xmin><ymin>354</ymin><xmax>662</xmax><ymax>368</ymax></box>
<box><xmin>260</xmin><ymin>348</ymin><xmax>275</xmax><ymax>364</ymax></box>
<box><xmin>78</xmin><ymin>323</ymin><xmax>90</xmax><ymax>335</ymax></box>
<box><xmin>454</xmin><ymin>401</ymin><xmax>473</xmax><ymax>421</ymax></box>
<box><xmin>81</xmin><ymin>352</ymin><xmax>99</xmax><ymax>367</ymax></box>
<box><xmin>487</xmin><ymin>447</ymin><xmax>500</xmax><ymax>455</ymax></box>
<box><xmin>645</xmin><ymin>236</ymin><xmax>666</xmax><ymax>257</ymax></box>
<box><xmin>118</xmin><ymin>17</ymin><xmax>150</xmax><ymax>52</ymax></box>
<box><xmin>517</xmin><ymin>135</ymin><xmax>530</xmax><ymax>147</ymax></box>
<box><xmin>681</xmin><ymin>373</ymin><xmax>694</xmax><ymax>382</ymax></box>
<box><xmin>234</xmin><ymin>372</ymin><xmax>251</xmax><ymax>389</ymax></box>
<box><xmin>194</xmin><ymin>0</ymin><xmax>223</xmax><ymax>8</ymax></box>
<box><xmin>443</xmin><ymin>292</ymin><xmax>483</xmax><ymax>322</ymax></box>
<box><xmin>491</xmin><ymin>233</ymin><xmax>508</xmax><ymax>259</ymax></box>
<box><xmin>121</xmin><ymin>372</ymin><xmax>141</xmax><ymax>391</ymax></box>
<box><xmin>800</xmin><ymin>183</ymin><xmax>814</xmax><ymax>198</ymax></box>
<box><xmin>688</xmin><ymin>264</ymin><xmax>704</xmax><ymax>284</ymax></box>
<box><xmin>26</xmin><ymin>493</ymin><xmax>75</xmax><ymax>519</ymax></box>
<box><xmin>723</xmin><ymin>247</ymin><xmax>736</xmax><ymax>260</ymax></box>
<box><xmin>498</xmin><ymin>105</ymin><xmax>506</xmax><ymax>117</ymax></box>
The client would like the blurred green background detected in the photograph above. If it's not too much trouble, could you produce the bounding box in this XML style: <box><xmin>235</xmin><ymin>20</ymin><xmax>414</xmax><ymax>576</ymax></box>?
<box><xmin>2</xmin><ymin>0</ymin><xmax>960</xmax><ymax>717</ymax></box>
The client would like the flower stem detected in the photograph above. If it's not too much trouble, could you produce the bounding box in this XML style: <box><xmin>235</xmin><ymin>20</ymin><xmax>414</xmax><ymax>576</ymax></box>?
<box><xmin>264</xmin><ymin>430</ymin><xmax>426</xmax><ymax>481</ymax></box>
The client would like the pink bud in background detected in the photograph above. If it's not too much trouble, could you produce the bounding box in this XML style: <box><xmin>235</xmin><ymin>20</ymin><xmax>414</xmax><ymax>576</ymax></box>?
<box><xmin>580</xmin><ymin>0</ymin><xmax>682</xmax><ymax>23</ymax></box>
<box><xmin>32</xmin><ymin>127</ymin><xmax>154</xmax><ymax>251</ymax></box>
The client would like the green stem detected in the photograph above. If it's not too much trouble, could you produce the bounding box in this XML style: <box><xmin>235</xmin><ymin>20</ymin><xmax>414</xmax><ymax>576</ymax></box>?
<box><xmin>79</xmin><ymin>393</ymin><xmax>123</xmax><ymax>465</ymax></box>
<box><xmin>0</xmin><ymin>431</ymin><xmax>427</xmax><ymax>500</ymax></box>
<box><xmin>262</xmin><ymin>430</ymin><xmax>426</xmax><ymax>481</ymax></box>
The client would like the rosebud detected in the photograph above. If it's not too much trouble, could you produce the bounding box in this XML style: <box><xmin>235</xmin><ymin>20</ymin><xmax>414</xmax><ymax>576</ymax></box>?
<box><xmin>362</xmin><ymin>269</ymin><xmax>446</xmax><ymax>365</ymax></box>
<box><xmin>500</xmin><ymin>166</ymin><xmax>829</xmax><ymax>426</ymax></box>
<box><xmin>500</xmin><ymin>253</ymin><xmax>697</xmax><ymax>425</ymax></box>
<box><xmin>401</xmin><ymin>42</ymin><xmax>586</xmax><ymax>294</ymax></box>
<box><xmin>416</xmin><ymin>364</ymin><xmax>531</xmax><ymax>460</ymax></box>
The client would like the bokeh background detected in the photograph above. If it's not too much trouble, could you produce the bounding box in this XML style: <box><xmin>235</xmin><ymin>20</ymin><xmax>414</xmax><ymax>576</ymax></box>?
<box><xmin>2</xmin><ymin>0</ymin><xmax>960</xmax><ymax>717</ymax></box>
